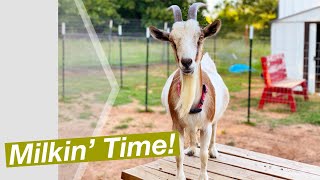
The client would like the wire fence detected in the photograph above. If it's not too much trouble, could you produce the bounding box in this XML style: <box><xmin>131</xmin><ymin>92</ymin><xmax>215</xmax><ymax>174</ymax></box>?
<box><xmin>58</xmin><ymin>18</ymin><xmax>320</xmax><ymax>128</ymax></box>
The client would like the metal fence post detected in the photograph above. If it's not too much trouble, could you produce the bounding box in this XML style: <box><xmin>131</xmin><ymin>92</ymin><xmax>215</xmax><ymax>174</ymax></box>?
<box><xmin>167</xmin><ymin>28</ymin><xmax>170</xmax><ymax>77</ymax></box>
<box><xmin>213</xmin><ymin>35</ymin><xmax>217</xmax><ymax>60</ymax></box>
<box><xmin>145</xmin><ymin>27</ymin><xmax>150</xmax><ymax>111</ymax></box>
<box><xmin>61</xmin><ymin>22</ymin><xmax>66</xmax><ymax>100</ymax></box>
<box><xmin>247</xmin><ymin>26</ymin><xmax>254</xmax><ymax>123</ymax></box>
<box><xmin>108</xmin><ymin>20</ymin><xmax>113</xmax><ymax>64</ymax></box>
<box><xmin>162</xmin><ymin>22</ymin><xmax>168</xmax><ymax>63</ymax></box>
<box><xmin>118</xmin><ymin>25</ymin><xmax>123</xmax><ymax>88</ymax></box>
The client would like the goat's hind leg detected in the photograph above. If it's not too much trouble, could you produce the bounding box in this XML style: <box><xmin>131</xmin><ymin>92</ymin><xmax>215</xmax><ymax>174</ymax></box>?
<box><xmin>209</xmin><ymin>123</ymin><xmax>219</xmax><ymax>158</ymax></box>
<box><xmin>199</xmin><ymin>125</ymin><xmax>212</xmax><ymax>180</ymax></box>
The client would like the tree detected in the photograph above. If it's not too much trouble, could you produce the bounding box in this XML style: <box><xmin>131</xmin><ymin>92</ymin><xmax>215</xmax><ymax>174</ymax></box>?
<box><xmin>212</xmin><ymin>0</ymin><xmax>278</xmax><ymax>37</ymax></box>
<box><xmin>117</xmin><ymin>0</ymin><xmax>204</xmax><ymax>26</ymax></box>
<box><xmin>59</xmin><ymin>0</ymin><xmax>122</xmax><ymax>33</ymax></box>
<box><xmin>59</xmin><ymin>0</ymin><xmax>207</xmax><ymax>33</ymax></box>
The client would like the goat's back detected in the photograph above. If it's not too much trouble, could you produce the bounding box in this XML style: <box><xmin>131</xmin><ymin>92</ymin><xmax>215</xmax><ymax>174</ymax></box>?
<box><xmin>201</xmin><ymin>53</ymin><xmax>229</xmax><ymax>122</ymax></box>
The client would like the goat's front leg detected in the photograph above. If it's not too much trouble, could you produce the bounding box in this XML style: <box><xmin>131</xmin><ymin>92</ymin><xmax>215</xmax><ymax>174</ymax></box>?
<box><xmin>199</xmin><ymin>125</ymin><xmax>212</xmax><ymax>180</ymax></box>
<box><xmin>173</xmin><ymin>125</ymin><xmax>186</xmax><ymax>180</ymax></box>
<box><xmin>209</xmin><ymin>123</ymin><xmax>219</xmax><ymax>158</ymax></box>
<box><xmin>186</xmin><ymin>127</ymin><xmax>197</xmax><ymax>156</ymax></box>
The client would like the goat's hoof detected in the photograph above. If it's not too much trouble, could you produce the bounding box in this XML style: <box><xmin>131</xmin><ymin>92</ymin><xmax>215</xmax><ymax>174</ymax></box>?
<box><xmin>186</xmin><ymin>149</ymin><xmax>195</xmax><ymax>156</ymax></box>
<box><xmin>209</xmin><ymin>148</ymin><xmax>219</xmax><ymax>158</ymax></box>
<box><xmin>177</xmin><ymin>172</ymin><xmax>186</xmax><ymax>180</ymax></box>
<box><xmin>185</xmin><ymin>147</ymin><xmax>196</xmax><ymax>156</ymax></box>
<box><xmin>198</xmin><ymin>172</ymin><xmax>208</xmax><ymax>180</ymax></box>
<box><xmin>197</xmin><ymin>143</ymin><xmax>200</xmax><ymax>148</ymax></box>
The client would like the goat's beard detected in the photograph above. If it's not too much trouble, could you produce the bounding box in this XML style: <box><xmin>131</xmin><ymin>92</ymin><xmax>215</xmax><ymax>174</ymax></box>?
<box><xmin>175</xmin><ymin>72</ymin><xmax>197</xmax><ymax>118</ymax></box>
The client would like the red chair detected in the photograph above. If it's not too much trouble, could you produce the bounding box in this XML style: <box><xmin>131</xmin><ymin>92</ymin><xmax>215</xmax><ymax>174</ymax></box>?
<box><xmin>258</xmin><ymin>54</ymin><xmax>308</xmax><ymax>112</ymax></box>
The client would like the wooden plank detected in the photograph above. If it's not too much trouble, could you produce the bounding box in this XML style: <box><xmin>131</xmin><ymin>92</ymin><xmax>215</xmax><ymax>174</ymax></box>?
<box><xmin>146</xmin><ymin>158</ymin><xmax>232</xmax><ymax>180</ymax></box>
<box><xmin>164</xmin><ymin>156</ymin><xmax>283</xmax><ymax>180</ymax></box>
<box><xmin>186</xmin><ymin>148</ymin><xmax>320</xmax><ymax>180</ymax></box>
<box><xmin>122</xmin><ymin>144</ymin><xmax>320</xmax><ymax>180</ymax></box>
<box><xmin>217</xmin><ymin>144</ymin><xmax>320</xmax><ymax>176</ymax></box>
<box><xmin>121</xmin><ymin>165</ymin><xmax>176</xmax><ymax>180</ymax></box>
<box><xmin>273</xmin><ymin>79</ymin><xmax>304</xmax><ymax>88</ymax></box>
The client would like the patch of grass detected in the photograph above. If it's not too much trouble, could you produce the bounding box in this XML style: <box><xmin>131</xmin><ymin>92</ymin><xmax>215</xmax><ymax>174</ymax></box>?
<box><xmin>230</xmin><ymin>105</ymin><xmax>238</xmax><ymax>111</ymax></box>
<box><xmin>83</xmin><ymin>104</ymin><xmax>90</xmax><ymax>109</ymax></box>
<box><xmin>59</xmin><ymin>38</ymin><xmax>167</xmax><ymax>67</ymax></box>
<box><xmin>90</xmin><ymin>122</ymin><xmax>97</xmax><ymax>128</ymax></box>
<box><xmin>144</xmin><ymin>123</ymin><xmax>154</xmax><ymax>128</ymax></box>
<box><xmin>114</xmin><ymin>123</ymin><xmax>129</xmax><ymax>130</ymax></box>
<box><xmin>221</xmin><ymin>73</ymin><xmax>249</xmax><ymax>92</ymax></box>
<box><xmin>121</xmin><ymin>117</ymin><xmax>134</xmax><ymax>123</ymax></box>
<box><xmin>239</xmin><ymin>97</ymin><xmax>260</xmax><ymax>108</ymax></box>
<box><xmin>59</xmin><ymin>114</ymin><xmax>72</xmax><ymax>122</ymax></box>
<box><xmin>243</xmin><ymin>96</ymin><xmax>320</xmax><ymax>127</ymax></box>
<box><xmin>137</xmin><ymin>108</ymin><xmax>154</xmax><ymax>113</ymax></box>
<box><xmin>79</xmin><ymin>112</ymin><xmax>92</xmax><ymax>120</ymax></box>
<box><xmin>272</xmin><ymin>98</ymin><xmax>320</xmax><ymax>126</ymax></box>
<box><xmin>226</xmin><ymin>141</ymin><xmax>235</xmax><ymax>146</ymax></box>
<box><xmin>110</xmin><ymin>130</ymin><xmax>117</xmax><ymax>134</ymax></box>
<box><xmin>243</xmin><ymin>121</ymin><xmax>257</xmax><ymax>126</ymax></box>
<box><xmin>159</xmin><ymin>110</ymin><xmax>167</xmax><ymax>114</ymax></box>
<box><xmin>59</xmin><ymin>96</ymin><xmax>73</xmax><ymax>103</ymax></box>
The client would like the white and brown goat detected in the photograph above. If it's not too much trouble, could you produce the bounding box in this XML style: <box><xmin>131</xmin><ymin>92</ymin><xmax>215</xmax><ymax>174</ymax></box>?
<box><xmin>149</xmin><ymin>3</ymin><xmax>229</xmax><ymax>180</ymax></box>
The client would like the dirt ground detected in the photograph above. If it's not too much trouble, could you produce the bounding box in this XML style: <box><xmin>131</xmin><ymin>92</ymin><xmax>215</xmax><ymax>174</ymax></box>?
<box><xmin>59</xmin><ymin>94</ymin><xmax>320</xmax><ymax>180</ymax></box>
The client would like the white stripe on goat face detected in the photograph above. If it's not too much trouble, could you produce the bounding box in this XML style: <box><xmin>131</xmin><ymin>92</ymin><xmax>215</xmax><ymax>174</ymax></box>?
<box><xmin>170</xmin><ymin>20</ymin><xmax>201</xmax><ymax>72</ymax></box>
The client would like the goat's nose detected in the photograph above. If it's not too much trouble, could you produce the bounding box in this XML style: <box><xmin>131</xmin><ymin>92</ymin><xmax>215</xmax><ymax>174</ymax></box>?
<box><xmin>181</xmin><ymin>58</ymin><xmax>192</xmax><ymax>68</ymax></box>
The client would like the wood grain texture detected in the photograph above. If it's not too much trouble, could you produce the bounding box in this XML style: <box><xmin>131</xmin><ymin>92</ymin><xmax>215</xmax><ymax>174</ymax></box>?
<box><xmin>122</xmin><ymin>144</ymin><xmax>320</xmax><ymax>180</ymax></box>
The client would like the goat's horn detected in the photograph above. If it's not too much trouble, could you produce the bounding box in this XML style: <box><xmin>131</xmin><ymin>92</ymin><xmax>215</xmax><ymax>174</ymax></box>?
<box><xmin>187</xmin><ymin>2</ymin><xmax>206</xmax><ymax>20</ymax></box>
<box><xmin>167</xmin><ymin>5</ymin><xmax>182</xmax><ymax>22</ymax></box>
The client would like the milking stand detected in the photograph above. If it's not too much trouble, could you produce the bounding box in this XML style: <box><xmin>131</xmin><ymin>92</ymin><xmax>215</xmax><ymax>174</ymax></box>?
<box><xmin>247</xmin><ymin>26</ymin><xmax>254</xmax><ymax>123</ymax></box>
<box><xmin>145</xmin><ymin>28</ymin><xmax>150</xmax><ymax>112</ymax></box>
<box><xmin>118</xmin><ymin>25</ymin><xmax>123</xmax><ymax>88</ymax></box>
<box><xmin>61</xmin><ymin>22</ymin><xmax>66</xmax><ymax>101</ymax></box>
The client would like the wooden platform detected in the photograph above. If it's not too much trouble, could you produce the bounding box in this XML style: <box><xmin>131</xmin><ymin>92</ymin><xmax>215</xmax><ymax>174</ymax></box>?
<box><xmin>121</xmin><ymin>144</ymin><xmax>320</xmax><ymax>180</ymax></box>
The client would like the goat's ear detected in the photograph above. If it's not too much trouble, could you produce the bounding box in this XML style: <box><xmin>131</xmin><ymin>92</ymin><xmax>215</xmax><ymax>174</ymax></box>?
<box><xmin>149</xmin><ymin>26</ymin><xmax>170</xmax><ymax>42</ymax></box>
<box><xmin>203</xmin><ymin>19</ymin><xmax>221</xmax><ymax>38</ymax></box>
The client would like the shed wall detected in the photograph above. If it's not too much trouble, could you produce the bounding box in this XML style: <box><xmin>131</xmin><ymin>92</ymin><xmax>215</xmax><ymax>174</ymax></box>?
<box><xmin>271</xmin><ymin>22</ymin><xmax>305</xmax><ymax>79</ymax></box>
<box><xmin>279</xmin><ymin>0</ymin><xmax>320</xmax><ymax>19</ymax></box>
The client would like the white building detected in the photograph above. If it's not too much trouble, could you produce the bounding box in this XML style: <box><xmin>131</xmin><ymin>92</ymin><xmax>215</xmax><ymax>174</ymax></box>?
<box><xmin>271</xmin><ymin>0</ymin><xmax>320</xmax><ymax>93</ymax></box>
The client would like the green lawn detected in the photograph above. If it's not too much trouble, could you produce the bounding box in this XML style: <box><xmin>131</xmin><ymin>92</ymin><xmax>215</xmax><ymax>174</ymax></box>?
<box><xmin>58</xmin><ymin>36</ymin><xmax>268</xmax><ymax>104</ymax></box>
<box><xmin>59</xmin><ymin>36</ymin><xmax>270</xmax><ymax>68</ymax></box>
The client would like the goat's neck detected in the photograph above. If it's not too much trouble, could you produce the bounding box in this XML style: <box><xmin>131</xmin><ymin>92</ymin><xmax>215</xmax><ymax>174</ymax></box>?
<box><xmin>176</xmin><ymin>65</ymin><xmax>202</xmax><ymax>118</ymax></box>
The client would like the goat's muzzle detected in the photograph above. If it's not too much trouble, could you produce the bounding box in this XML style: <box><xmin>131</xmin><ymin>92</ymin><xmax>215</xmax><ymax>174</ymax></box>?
<box><xmin>181</xmin><ymin>58</ymin><xmax>194</xmax><ymax>75</ymax></box>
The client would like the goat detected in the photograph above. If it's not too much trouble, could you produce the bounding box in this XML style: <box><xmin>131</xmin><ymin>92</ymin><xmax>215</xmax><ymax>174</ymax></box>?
<box><xmin>149</xmin><ymin>3</ymin><xmax>229</xmax><ymax>180</ymax></box>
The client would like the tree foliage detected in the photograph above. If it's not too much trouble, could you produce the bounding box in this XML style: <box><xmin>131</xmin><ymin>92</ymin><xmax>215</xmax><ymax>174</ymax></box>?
<box><xmin>59</xmin><ymin>0</ymin><xmax>207</xmax><ymax>33</ymax></box>
<box><xmin>213</xmin><ymin>0</ymin><xmax>278</xmax><ymax>37</ymax></box>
